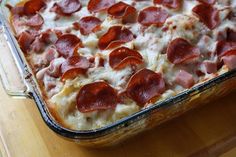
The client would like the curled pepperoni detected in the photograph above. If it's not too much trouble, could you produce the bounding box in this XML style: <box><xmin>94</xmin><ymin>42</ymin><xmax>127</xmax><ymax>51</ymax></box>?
<box><xmin>153</xmin><ymin>0</ymin><xmax>182</xmax><ymax>9</ymax></box>
<box><xmin>18</xmin><ymin>31</ymin><xmax>34</xmax><ymax>53</ymax></box>
<box><xmin>53</xmin><ymin>0</ymin><xmax>82</xmax><ymax>15</ymax></box>
<box><xmin>55</xmin><ymin>34</ymin><xmax>82</xmax><ymax>58</ymax></box>
<box><xmin>6</xmin><ymin>4</ymin><xmax>25</xmax><ymax>16</ymax></box>
<box><xmin>109</xmin><ymin>47</ymin><xmax>143</xmax><ymax>70</ymax></box>
<box><xmin>60</xmin><ymin>56</ymin><xmax>90</xmax><ymax>81</ymax></box>
<box><xmin>126</xmin><ymin>68</ymin><xmax>165</xmax><ymax>106</ymax></box>
<box><xmin>192</xmin><ymin>4</ymin><xmax>220</xmax><ymax>30</ymax></box>
<box><xmin>197</xmin><ymin>0</ymin><xmax>216</xmax><ymax>5</ymax></box>
<box><xmin>138</xmin><ymin>7</ymin><xmax>169</xmax><ymax>27</ymax></box>
<box><xmin>24</xmin><ymin>0</ymin><xmax>46</xmax><ymax>15</ymax></box>
<box><xmin>167</xmin><ymin>38</ymin><xmax>200</xmax><ymax>64</ymax></box>
<box><xmin>98</xmin><ymin>26</ymin><xmax>135</xmax><ymax>50</ymax></box>
<box><xmin>78</xmin><ymin>16</ymin><xmax>102</xmax><ymax>35</ymax></box>
<box><xmin>227</xmin><ymin>29</ymin><xmax>236</xmax><ymax>42</ymax></box>
<box><xmin>108</xmin><ymin>2</ymin><xmax>137</xmax><ymax>23</ymax></box>
<box><xmin>88</xmin><ymin>0</ymin><xmax>115</xmax><ymax>13</ymax></box>
<box><xmin>215</xmin><ymin>41</ymin><xmax>236</xmax><ymax>58</ymax></box>
<box><xmin>25</xmin><ymin>14</ymin><xmax>44</xmax><ymax>27</ymax></box>
<box><xmin>76</xmin><ymin>82</ymin><xmax>118</xmax><ymax>112</ymax></box>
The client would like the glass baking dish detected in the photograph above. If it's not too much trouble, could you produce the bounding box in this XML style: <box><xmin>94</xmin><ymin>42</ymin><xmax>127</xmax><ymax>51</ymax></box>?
<box><xmin>0</xmin><ymin>0</ymin><xmax>236</xmax><ymax>147</ymax></box>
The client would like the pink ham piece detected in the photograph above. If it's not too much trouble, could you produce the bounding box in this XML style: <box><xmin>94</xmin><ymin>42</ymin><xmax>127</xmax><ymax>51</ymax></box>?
<box><xmin>222</xmin><ymin>55</ymin><xmax>236</xmax><ymax>70</ymax></box>
<box><xmin>201</xmin><ymin>60</ymin><xmax>217</xmax><ymax>74</ymax></box>
<box><xmin>76</xmin><ymin>82</ymin><xmax>118</xmax><ymax>112</ymax></box>
<box><xmin>60</xmin><ymin>56</ymin><xmax>90</xmax><ymax>81</ymax></box>
<box><xmin>25</xmin><ymin>13</ymin><xmax>44</xmax><ymax>27</ymax></box>
<box><xmin>52</xmin><ymin>0</ymin><xmax>82</xmax><ymax>15</ymax></box>
<box><xmin>125</xmin><ymin>68</ymin><xmax>166</xmax><ymax>106</ymax></box>
<box><xmin>153</xmin><ymin>0</ymin><xmax>182</xmax><ymax>9</ymax></box>
<box><xmin>108</xmin><ymin>2</ymin><xmax>137</xmax><ymax>23</ymax></box>
<box><xmin>98</xmin><ymin>26</ymin><xmax>135</xmax><ymax>50</ymax></box>
<box><xmin>78</xmin><ymin>16</ymin><xmax>102</xmax><ymax>35</ymax></box>
<box><xmin>30</xmin><ymin>37</ymin><xmax>45</xmax><ymax>53</ymax></box>
<box><xmin>109</xmin><ymin>47</ymin><xmax>143</xmax><ymax>70</ymax></box>
<box><xmin>138</xmin><ymin>7</ymin><xmax>169</xmax><ymax>27</ymax></box>
<box><xmin>175</xmin><ymin>70</ymin><xmax>195</xmax><ymax>88</ymax></box>
<box><xmin>55</xmin><ymin>34</ymin><xmax>82</xmax><ymax>58</ymax></box>
<box><xmin>88</xmin><ymin>0</ymin><xmax>115</xmax><ymax>13</ymax></box>
<box><xmin>192</xmin><ymin>4</ymin><xmax>220</xmax><ymax>30</ymax></box>
<box><xmin>167</xmin><ymin>38</ymin><xmax>200</xmax><ymax>64</ymax></box>
<box><xmin>46</xmin><ymin>59</ymin><xmax>64</xmax><ymax>78</ymax></box>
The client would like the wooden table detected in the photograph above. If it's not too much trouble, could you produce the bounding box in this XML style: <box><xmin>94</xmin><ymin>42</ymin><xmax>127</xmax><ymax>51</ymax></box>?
<box><xmin>0</xmin><ymin>83</ymin><xmax>236</xmax><ymax>157</ymax></box>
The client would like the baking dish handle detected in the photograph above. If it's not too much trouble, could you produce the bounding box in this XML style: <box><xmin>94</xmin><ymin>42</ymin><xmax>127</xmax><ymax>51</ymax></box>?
<box><xmin>0</xmin><ymin>26</ymin><xmax>30</xmax><ymax>98</ymax></box>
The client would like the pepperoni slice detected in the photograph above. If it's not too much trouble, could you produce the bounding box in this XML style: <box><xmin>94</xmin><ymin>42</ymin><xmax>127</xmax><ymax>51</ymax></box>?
<box><xmin>109</xmin><ymin>47</ymin><xmax>143</xmax><ymax>70</ymax></box>
<box><xmin>167</xmin><ymin>38</ymin><xmax>200</xmax><ymax>64</ymax></box>
<box><xmin>18</xmin><ymin>31</ymin><xmax>35</xmax><ymax>53</ymax></box>
<box><xmin>88</xmin><ymin>0</ymin><xmax>115</xmax><ymax>13</ymax></box>
<box><xmin>55</xmin><ymin>34</ymin><xmax>82</xmax><ymax>58</ymax></box>
<box><xmin>78</xmin><ymin>16</ymin><xmax>102</xmax><ymax>35</ymax></box>
<box><xmin>126</xmin><ymin>69</ymin><xmax>165</xmax><ymax>106</ymax></box>
<box><xmin>53</xmin><ymin>0</ymin><xmax>82</xmax><ymax>15</ymax></box>
<box><xmin>98</xmin><ymin>26</ymin><xmax>135</xmax><ymax>50</ymax></box>
<box><xmin>138</xmin><ymin>7</ymin><xmax>169</xmax><ymax>27</ymax></box>
<box><xmin>25</xmin><ymin>13</ymin><xmax>44</xmax><ymax>27</ymax></box>
<box><xmin>192</xmin><ymin>4</ymin><xmax>220</xmax><ymax>30</ymax></box>
<box><xmin>227</xmin><ymin>29</ymin><xmax>236</xmax><ymax>42</ymax></box>
<box><xmin>197</xmin><ymin>0</ymin><xmax>216</xmax><ymax>5</ymax></box>
<box><xmin>153</xmin><ymin>0</ymin><xmax>182</xmax><ymax>9</ymax></box>
<box><xmin>60</xmin><ymin>56</ymin><xmax>90</xmax><ymax>81</ymax></box>
<box><xmin>6</xmin><ymin>4</ymin><xmax>25</xmax><ymax>16</ymax></box>
<box><xmin>76</xmin><ymin>82</ymin><xmax>118</xmax><ymax>112</ymax></box>
<box><xmin>24</xmin><ymin>0</ymin><xmax>46</xmax><ymax>15</ymax></box>
<box><xmin>215</xmin><ymin>41</ymin><xmax>236</xmax><ymax>58</ymax></box>
<box><xmin>108</xmin><ymin>2</ymin><xmax>137</xmax><ymax>23</ymax></box>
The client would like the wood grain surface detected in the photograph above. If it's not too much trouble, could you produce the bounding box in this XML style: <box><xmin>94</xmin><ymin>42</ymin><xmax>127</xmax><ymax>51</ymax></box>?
<box><xmin>0</xmin><ymin>81</ymin><xmax>236</xmax><ymax>157</ymax></box>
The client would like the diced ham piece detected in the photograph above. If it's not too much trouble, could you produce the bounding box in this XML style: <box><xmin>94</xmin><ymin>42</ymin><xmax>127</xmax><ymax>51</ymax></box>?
<box><xmin>108</xmin><ymin>2</ymin><xmax>137</xmax><ymax>23</ymax></box>
<box><xmin>76</xmin><ymin>82</ymin><xmax>118</xmax><ymax>112</ymax></box>
<box><xmin>98</xmin><ymin>26</ymin><xmax>135</xmax><ymax>50</ymax></box>
<box><xmin>153</xmin><ymin>0</ymin><xmax>182</xmax><ymax>9</ymax></box>
<box><xmin>126</xmin><ymin>69</ymin><xmax>166</xmax><ymax>106</ymax></box>
<box><xmin>192</xmin><ymin>4</ymin><xmax>220</xmax><ymax>30</ymax></box>
<box><xmin>30</xmin><ymin>37</ymin><xmax>45</xmax><ymax>53</ymax></box>
<box><xmin>202</xmin><ymin>60</ymin><xmax>217</xmax><ymax>74</ymax></box>
<box><xmin>88</xmin><ymin>0</ymin><xmax>115</xmax><ymax>13</ymax></box>
<box><xmin>138</xmin><ymin>7</ymin><xmax>169</xmax><ymax>27</ymax></box>
<box><xmin>46</xmin><ymin>58</ymin><xmax>65</xmax><ymax>78</ymax></box>
<box><xmin>175</xmin><ymin>70</ymin><xmax>195</xmax><ymax>88</ymax></box>
<box><xmin>222</xmin><ymin>55</ymin><xmax>236</xmax><ymax>70</ymax></box>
